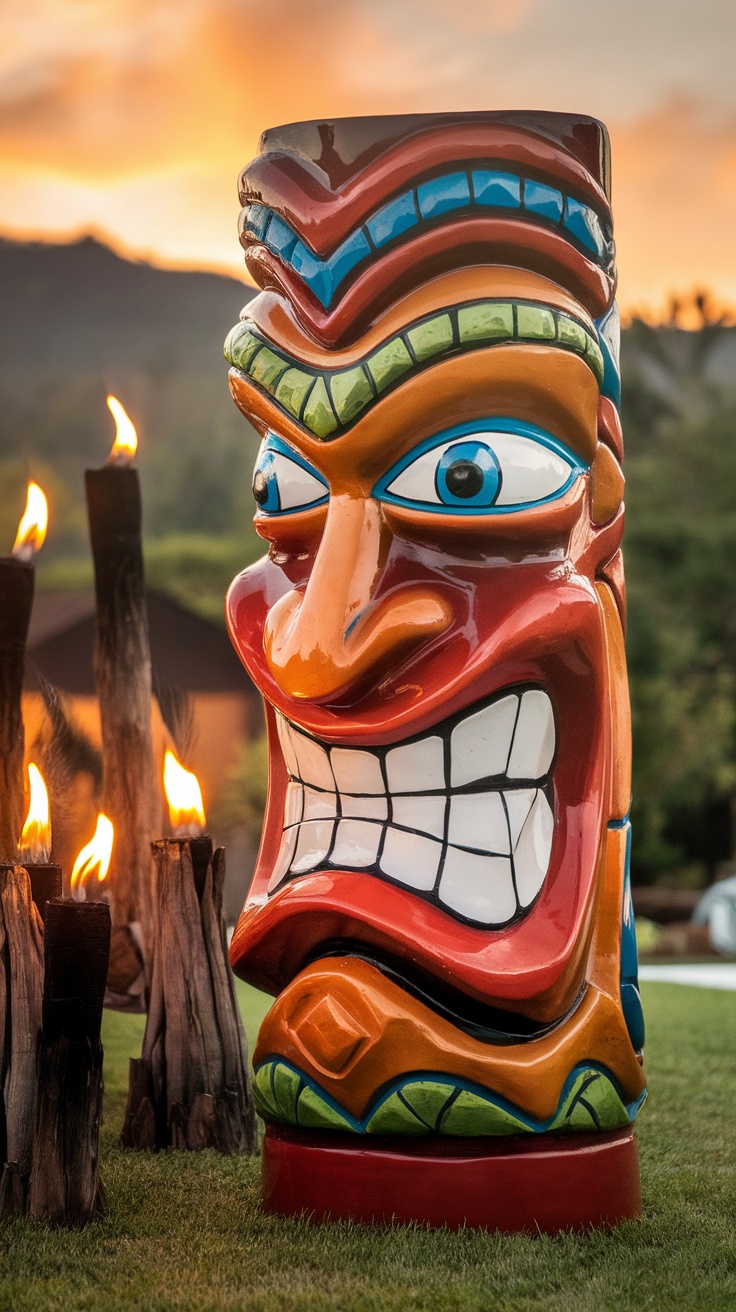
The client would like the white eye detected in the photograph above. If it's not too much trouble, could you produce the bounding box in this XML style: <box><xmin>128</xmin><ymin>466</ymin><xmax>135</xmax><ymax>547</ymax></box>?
<box><xmin>492</xmin><ymin>433</ymin><xmax>575</xmax><ymax>505</ymax></box>
<box><xmin>378</xmin><ymin>428</ymin><xmax>581</xmax><ymax>513</ymax></box>
<box><xmin>253</xmin><ymin>440</ymin><xmax>328</xmax><ymax>514</ymax></box>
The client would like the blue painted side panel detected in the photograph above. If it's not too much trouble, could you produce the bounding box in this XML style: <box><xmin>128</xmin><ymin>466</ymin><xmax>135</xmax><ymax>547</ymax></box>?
<box><xmin>326</xmin><ymin>228</ymin><xmax>372</xmax><ymax>294</ymax></box>
<box><xmin>416</xmin><ymin>171</ymin><xmax>471</xmax><ymax>220</ymax></box>
<box><xmin>523</xmin><ymin>180</ymin><xmax>563</xmax><ymax>223</ymax></box>
<box><xmin>265</xmin><ymin>214</ymin><xmax>298</xmax><ymax>260</ymax></box>
<box><xmin>564</xmin><ymin>196</ymin><xmax>606</xmax><ymax>258</ymax></box>
<box><xmin>471</xmin><ymin>170</ymin><xmax>521</xmax><ymax>208</ymax></box>
<box><xmin>289</xmin><ymin>240</ymin><xmax>334</xmax><ymax>308</ymax></box>
<box><xmin>618</xmin><ymin>823</ymin><xmax>645</xmax><ymax>1052</ymax></box>
<box><xmin>367</xmin><ymin>192</ymin><xmax>419</xmax><ymax>247</ymax></box>
<box><xmin>595</xmin><ymin>302</ymin><xmax>622</xmax><ymax>409</ymax></box>
<box><xmin>242</xmin><ymin>203</ymin><xmax>270</xmax><ymax>242</ymax></box>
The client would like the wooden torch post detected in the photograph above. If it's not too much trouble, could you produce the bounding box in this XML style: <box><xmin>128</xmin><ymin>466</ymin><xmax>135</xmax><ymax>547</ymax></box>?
<box><xmin>0</xmin><ymin>483</ymin><xmax>48</xmax><ymax>862</ymax></box>
<box><xmin>85</xmin><ymin>398</ymin><xmax>160</xmax><ymax>984</ymax></box>
<box><xmin>122</xmin><ymin>755</ymin><xmax>256</xmax><ymax>1153</ymax></box>
<box><xmin>28</xmin><ymin>892</ymin><xmax>111</xmax><ymax>1227</ymax></box>
<box><xmin>0</xmin><ymin>866</ymin><xmax>44</xmax><ymax>1216</ymax></box>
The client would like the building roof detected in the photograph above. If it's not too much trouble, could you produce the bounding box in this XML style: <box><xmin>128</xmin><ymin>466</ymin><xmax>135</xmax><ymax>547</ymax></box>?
<box><xmin>26</xmin><ymin>588</ymin><xmax>259</xmax><ymax>697</ymax></box>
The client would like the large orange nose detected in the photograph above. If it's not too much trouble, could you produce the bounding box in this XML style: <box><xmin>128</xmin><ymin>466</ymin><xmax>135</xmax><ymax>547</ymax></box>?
<box><xmin>264</xmin><ymin>494</ymin><xmax>452</xmax><ymax>702</ymax></box>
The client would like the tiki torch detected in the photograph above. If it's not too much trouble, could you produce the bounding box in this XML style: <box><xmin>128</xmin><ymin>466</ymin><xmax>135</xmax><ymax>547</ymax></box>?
<box><xmin>121</xmin><ymin>751</ymin><xmax>255</xmax><ymax>1154</ymax></box>
<box><xmin>0</xmin><ymin>763</ymin><xmax>58</xmax><ymax>1216</ymax></box>
<box><xmin>84</xmin><ymin>396</ymin><xmax>160</xmax><ymax>977</ymax></box>
<box><xmin>19</xmin><ymin>763</ymin><xmax>62</xmax><ymax>919</ymax></box>
<box><xmin>28</xmin><ymin>813</ymin><xmax>112</xmax><ymax>1227</ymax></box>
<box><xmin>0</xmin><ymin>483</ymin><xmax>48</xmax><ymax>861</ymax></box>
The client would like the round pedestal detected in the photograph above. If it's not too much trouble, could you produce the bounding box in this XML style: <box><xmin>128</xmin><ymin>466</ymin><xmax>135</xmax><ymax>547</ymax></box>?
<box><xmin>262</xmin><ymin>1125</ymin><xmax>642</xmax><ymax>1234</ymax></box>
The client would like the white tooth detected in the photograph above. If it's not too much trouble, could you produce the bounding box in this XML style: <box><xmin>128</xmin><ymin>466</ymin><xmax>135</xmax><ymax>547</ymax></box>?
<box><xmin>448</xmin><ymin>792</ymin><xmax>509</xmax><ymax>854</ymax></box>
<box><xmin>391</xmin><ymin>794</ymin><xmax>446</xmax><ymax>839</ymax></box>
<box><xmin>379</xmin><ymin>828</ymin><xmax>441</xmax><ymax>891</ymax></box>
<box><xmin>268</xmin><ymin>826</ymin><xmax>298</xmax><ymax>891</ymax></box>
<box><xmin>302</xmin><ymin>787</ymin><xmax>337</xmax><ymax>822</ymax></box>
<box><xmin>450</xmin><ymin>695</ymin><xmax>518</xmax><ymax>787</ymax></box>
<box><xmin>283</xmin><ymin>781</ymin><xmax>304</xmax><ymax>828</ymax></box>
<box><xmin>293</xmin><ymin>732</ymin><xmax>335</xmax><ymax>791</ymax></box>
<box><xmin>386</xmin><ymin>736</ymin><xmax>445</xmax><ymax>793</ymax></box>
<box><xmin>341</xmin><ymin>794</ymin><xmax>388</xmax><ymax>821</ymax></box>
<box><xmin>438</xmin><ymin>849</ymin><xmax>516</xmax><ymax>924</ymax></box>
<box><xmin>330</xmin><ymin>747</ymin><xmax>385</xmax><ymax>795</ymax></box>
<box><xmin>513</xmin><ymin>790</ymin><xmax>553</xmax><ymax>907</ymax></box>
<box><xmin>506</xmin><ymin>690</ymin><xmax>555</xmax><ymax>780</ymax></box>
<box><xmin>329</xmin><ymin>819</ymin><xmax>382</xmax><ymax>868</ymax></box>
<box><xmin>504</xmin><ymin>788</ymin><xmax>537</xmax><ymax>848</ymax></box>
<box><xmin>277</xmin><ymin>715</ymin><xmax>299</xmax><ymax>778</ymax></box>
<box><xmin>290</xmin><ymin>819</ymin><xmax>335</xmax><ymax>874</ymax></box>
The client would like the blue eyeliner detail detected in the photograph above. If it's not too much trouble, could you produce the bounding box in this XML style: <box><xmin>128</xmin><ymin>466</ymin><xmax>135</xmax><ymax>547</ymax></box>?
<box><xmin>373</xmin><ymin>419</ymin><xmax>587</xmax><ymax>516</ymax></box>
<box><xmin>252</xmin><ymin>434</ymin><xmax>329</xmax><ymax>516</ymax></box>
<box><xmin>252</xmin><ymin>448</ymin><xmax>280</xmax><ymax>513</ymax></box>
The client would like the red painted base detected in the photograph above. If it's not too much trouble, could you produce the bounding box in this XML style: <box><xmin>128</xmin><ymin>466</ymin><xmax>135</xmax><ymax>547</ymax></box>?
<box><xmin>262</xmin><ymin>1125</ymin><xmax>642</xmax><ymax>1234</ymax></box>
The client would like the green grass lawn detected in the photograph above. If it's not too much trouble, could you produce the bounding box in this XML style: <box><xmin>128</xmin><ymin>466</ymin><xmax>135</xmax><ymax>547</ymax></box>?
<box><xmin>1</xmin><ymin>981</ymin><xmax>735</xmax><ymax>1312</ymax></box>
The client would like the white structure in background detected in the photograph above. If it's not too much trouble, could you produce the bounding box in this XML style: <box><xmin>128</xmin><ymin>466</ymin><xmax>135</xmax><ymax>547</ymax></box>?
<box><xmin>692</xmin><ymin>876</ymin><xmax>736</xmax><ymax>956</ymax></box>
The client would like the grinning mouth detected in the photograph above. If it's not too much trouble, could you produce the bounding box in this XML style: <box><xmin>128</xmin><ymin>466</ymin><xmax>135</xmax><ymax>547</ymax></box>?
<box><xmin>269</xmin><ymin>685</ymin><xmax>556</xmax><ymax>929</ymax></box>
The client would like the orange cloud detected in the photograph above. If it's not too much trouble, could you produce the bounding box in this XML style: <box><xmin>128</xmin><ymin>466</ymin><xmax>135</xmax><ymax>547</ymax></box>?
<box><xmin>612</xmin><ymin>97</ymin><xmax>736</xmax><ymax>315</ymax></box>
<box><xmin>1</xmin><ymin>2</ymin><xmax>736</xmax><ymax>313</ymax></box>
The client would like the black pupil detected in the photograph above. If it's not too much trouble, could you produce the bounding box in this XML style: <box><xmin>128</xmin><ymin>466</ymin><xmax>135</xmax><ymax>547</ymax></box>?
<box><xmin>445</xmin><ymin>459</ymin><xmax>484</xmax><ymax>499</ymax></box>
<box><xmin>253</xmin><ymin>470</ymin><xmax>269</xmax><ymax>505</ymax></box>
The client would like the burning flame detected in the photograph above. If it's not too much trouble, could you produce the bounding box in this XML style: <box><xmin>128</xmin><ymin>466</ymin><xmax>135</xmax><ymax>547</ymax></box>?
<box><xmin>19</xmin><ymin>763</ymin><xmax>51</xmax><ymax>864</ymax></box>
<box><xmin>106</xmin><ymin>395</ymin><xmax>138</xmax><ymax>465</ymax></box>
<box><xmin>164</xmin><ymin>750</ymin><xmax>206</xmax><ymax>837</ymax></box>
<box><xmin>70</xmin><ymin>814</ymin><xmax>114</xmax><ymax>901</ymax></box>
<box><xmin>12</xmin><ymin>482</ymin><xmax>48</xmax><ymax>561</ymax></box>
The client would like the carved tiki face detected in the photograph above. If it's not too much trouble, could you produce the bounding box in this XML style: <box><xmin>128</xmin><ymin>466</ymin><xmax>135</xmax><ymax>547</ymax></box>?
<box><xmin>227</xmin><ymin>114</ymin><xmax>646</xmax><ymax>1141</ymax></box>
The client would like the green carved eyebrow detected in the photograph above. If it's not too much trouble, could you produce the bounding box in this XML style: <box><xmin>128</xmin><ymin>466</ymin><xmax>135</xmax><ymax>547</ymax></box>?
<box><xmin>224</xmin><ymin>299</ymin><xmax>604</xmax><ymax>441</ymax></box>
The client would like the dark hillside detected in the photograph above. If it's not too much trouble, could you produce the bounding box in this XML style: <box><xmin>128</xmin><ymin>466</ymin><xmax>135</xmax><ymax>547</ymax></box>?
<box><xmin>0</xmin><ymin>236</ymin><xmax>252</xmax><ymax>380</ymax></box>
<box><xmin>0</xmin><ymin>236</ymin><xmax>256</xmax><ymax>545</ymax></box>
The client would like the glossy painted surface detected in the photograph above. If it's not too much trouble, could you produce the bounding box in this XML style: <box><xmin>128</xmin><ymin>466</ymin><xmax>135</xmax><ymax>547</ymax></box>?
<box><xmin>225</xmin><ymin>113</ymin><xmax>644</xmax><ymax>1198</ymax></box>
<box><xmin>262</xmin><ymin>1125</ymin><xmax>642</xmax><ymax>1232</ymax></box>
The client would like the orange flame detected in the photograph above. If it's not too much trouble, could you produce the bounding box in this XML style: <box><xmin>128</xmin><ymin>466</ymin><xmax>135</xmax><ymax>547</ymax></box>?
<box><xmin>70</xmin><ymin>814</ymin><xmax>114</xmax><ymax>901</ymax></box>
<box><xmin>12</xmin><ymin>482</ymin><xmax>48</xmax><ymax>561</ymax></box>
<box><xmin>106</xmin><ymin>395</ymin><xmax>138</xmax><ymax>464</ymax></box>
<box><xmin>19</xmin><ymin>763</ymin><xmax>51</xmax><ymax>864</ymax></box>
<box><xmin>163</xmin><ymin>750</ymin><xmax>206</xmax><ymax>837</ymax></box>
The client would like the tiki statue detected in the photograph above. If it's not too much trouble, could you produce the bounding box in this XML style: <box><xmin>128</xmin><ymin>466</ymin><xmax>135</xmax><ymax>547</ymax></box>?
<box><xmin>225</xmin><ymin>112</ymin><xmax>645</xmax><ymax>1232</ymax></box>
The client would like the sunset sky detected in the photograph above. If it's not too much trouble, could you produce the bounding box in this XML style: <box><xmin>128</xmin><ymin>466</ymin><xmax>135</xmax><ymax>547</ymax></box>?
<box><xmin>2</xmin><ymin>0</ymin><xmax>735</xmax><ymax>317</ymax></box>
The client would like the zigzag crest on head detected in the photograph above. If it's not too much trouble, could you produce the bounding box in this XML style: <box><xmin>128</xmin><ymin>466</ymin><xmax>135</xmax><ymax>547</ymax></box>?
<box><xmin>237</xmin><ymin>112</ymin><xmax>617</xmax><ymax>349</ymax></box>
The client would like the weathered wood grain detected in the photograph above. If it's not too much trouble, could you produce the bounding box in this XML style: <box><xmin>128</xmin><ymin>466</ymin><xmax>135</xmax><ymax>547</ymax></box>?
<box><xmin>85</xmin><ymin>467</ymin><xmax>161</xmax><ymax>978</ymax></box>
<box><xmin>0</xmin><ymin>866</ymin><xmax>43</xmax><ymax>1216</ymax></box>
<box><xmin>121</xmin><ymin>840</ymin><xmax>256</xmax><ymax>1154</ymax></box>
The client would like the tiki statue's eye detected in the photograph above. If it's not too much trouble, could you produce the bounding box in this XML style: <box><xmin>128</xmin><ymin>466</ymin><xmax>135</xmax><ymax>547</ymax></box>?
<box><xmin>373</xmin><ymin>420</ymin><xmax>586</xmax><ymax>515</ymax></box>
<box><xmin>252</xmin><ymin>435</ymin><xmax>328</xmax><ymax>515</ymax></box>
